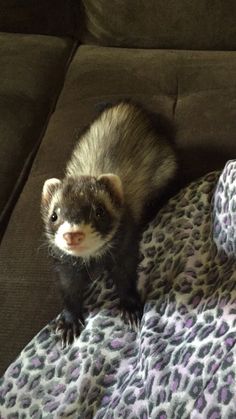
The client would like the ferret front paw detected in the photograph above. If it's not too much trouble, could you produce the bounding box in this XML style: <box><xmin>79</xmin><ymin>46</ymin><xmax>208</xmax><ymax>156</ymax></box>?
<box><xmin>120</xmin><ymin>297</ymin><xmax>143</xmax><ymax>330</ymax></box>
<box><xmin>53</xmin><ymin>310</ymin><xmax>84</xmax><ymax>348</ymax></box>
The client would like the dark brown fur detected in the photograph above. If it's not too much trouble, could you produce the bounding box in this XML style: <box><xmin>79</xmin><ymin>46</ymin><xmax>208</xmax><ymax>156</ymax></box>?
<box><xmin>41</xmin><ymin>101</ymin><xmax>178</xmax><ymax>346</ymax></box>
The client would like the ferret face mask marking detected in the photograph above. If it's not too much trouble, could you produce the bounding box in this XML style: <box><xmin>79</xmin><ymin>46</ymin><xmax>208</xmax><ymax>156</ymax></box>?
<box><xmin>41</xmin><ymin>174</ymin><xmax>124</xmax><ymax>259</ymax></box>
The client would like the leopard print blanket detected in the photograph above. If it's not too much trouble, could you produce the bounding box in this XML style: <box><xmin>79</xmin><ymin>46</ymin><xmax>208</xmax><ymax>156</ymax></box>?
<box><xmin>1</xmin><ymin>162</ymin><xmax>236</xmax><ymax>419</ymax></box>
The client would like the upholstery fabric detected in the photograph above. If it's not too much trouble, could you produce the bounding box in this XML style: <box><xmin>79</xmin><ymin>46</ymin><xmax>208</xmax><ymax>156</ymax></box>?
<box><xmin>80</xmin><ymin>0</ymin><xmax>236</xmax><ymax>50</ymax></box>
<box><xmin>0</xmin><ymin>32</ymin><xmax>75</xmax><ymax>236</ymax></box>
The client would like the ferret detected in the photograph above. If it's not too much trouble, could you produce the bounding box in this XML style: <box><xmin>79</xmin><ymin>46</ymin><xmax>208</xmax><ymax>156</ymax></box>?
<box><xmin>41</xmin><ymin>101</ymin><xmax>177</xmax><ymax>346</ymax></box>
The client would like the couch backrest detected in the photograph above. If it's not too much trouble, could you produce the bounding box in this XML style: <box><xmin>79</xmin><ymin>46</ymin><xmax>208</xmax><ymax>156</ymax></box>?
<box><xmin>0</xmin><ymin>0</ymin><xmax>78</xmax><ymax>37</ymax></box>
<box><xmin>79</xmin><ymin>0</ymin><xmax>236</xmax><ymax>50</ymax></box>
<box><xmin>1</xmin><ymin>1</ymin><xmax>236</xmax><ymax>50</ymax></box>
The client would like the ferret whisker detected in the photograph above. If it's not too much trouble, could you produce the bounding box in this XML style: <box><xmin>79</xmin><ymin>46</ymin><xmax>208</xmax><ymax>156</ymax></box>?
<box><xmin>37</xmin><ymin>241</ymin><xmax>51</xmax><ymax>254</ymax></box>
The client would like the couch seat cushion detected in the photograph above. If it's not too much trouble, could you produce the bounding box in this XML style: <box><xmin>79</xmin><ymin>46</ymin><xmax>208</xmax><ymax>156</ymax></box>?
<box><xmin>0</xmin><ymin>32</ymin><xmax>75</xmax><ymax>236</ymax></box>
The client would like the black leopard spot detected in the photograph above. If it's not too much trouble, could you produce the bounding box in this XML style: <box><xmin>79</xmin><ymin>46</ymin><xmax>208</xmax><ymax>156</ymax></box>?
<box><xmin>124</xmin><ymin>389</ymin><xmax>136</xmax><ymax>404</ymax></box>
<box><xmin>8</xmin><ymin>363</ymin><xmax>22</xmax><ymax>380</ymax></box>
<box><xmin>216</xmin><ymin>196</ymin><xmax>222</xmax><ymax>214</ymax></box>
<box><xmin>217</xmin><ymin>385</ymin><xmax>233</xmax><ymax>405</ymax></box>
<box><xmin>155</xmin><ymin>389</ymin><xmax>167</xmax><ymax>405</ymax></box>
<box><xmin>189</xmin><ymin>290</ymin><xmax>204</xmax><ymax>308</ymax></box>
<box><xmin>19</xmin><ymin>395</ymin><xmax>31</xmax><ymax>409</ymax></box>
<box><xmin>190</xmin><ymin>361</ymin><xmax>204</xmax><ymax>377</ymax></box>
<box><xmin>223</xmin><ymin>371</ymin><xmax>235</xmax><ymax>385</ymax></box>
<box><xmin>145</xmin><ymin>246</ymin><xmax>156</xmax><ymax>258</ymax></box>
<box><xmin>155</xmin><ymin>410</ymin><xmax>168</xmax><ymax>419</ymax></box>
<box><xmin>207</xmin><ymin>406</ymin><xmax>221</xmax><ymax>419</ymax></box>
<box><xmin>160</xmin><ymin>372</ymin><xmax>171</xmax><ymax>387</ymax></box>
<box><xmin>6</xmin><ymin>395</ymin><xmax>17</xmax><ymax>409</ymax></box>
<box><xmin>138</xmin><ymin>410</ymin><xmax>149</xmax><ymax>419</ymax></box>
<box><xmin>199</xmin><ymin>324</ymin><xmax>215</xmax><ymax>340</ymax></box>
<box><xmin>146</xmin><ymin>375</ymin><xmax>155</xmax><ymax>398</ymax></box>
<box><xmin>194</xmin><ymin>394</ymin><xmax>207</xmax><ymax>413</ymax></box>
<box><xmin>189</xmin><ymin>379</ymin><xmax>203</xmax><ymax>398</ymax></box>
<box><xmin>224</xmin><ymin>333</ymin><xmax>236</xmax><ymax>350</ymax></box>
<box><xmin>28</xmin><ymin>375</ymin><xmax>41</xmax><ymax>391</ymax></box>
<box><xmin>169</xmin><ymin>331</ymin><xmax>186</xmax><ymax>346</ymax></box>
<box><xmin>27</xmin><ymin>356</ymin><xmax>45</xmax><ymax>371</ymax></box>
<box><xmin>197</xmin><ymin>342</ymin><xmax>213</xmax><ymax>358</ymax></box>
<box><xmin>174</xmin><ymin>402</ymin><xmax>189</xmax><ymax>418</ymax></box>
<box><xmin>207</xmin><ymin>377</ymin><xmax>218</xmax><ymax>393</ymax></box>
<box><xmin>215</xmin><ymin>321</ymin><xmax>229</xmax><ymax>337</ymax></box>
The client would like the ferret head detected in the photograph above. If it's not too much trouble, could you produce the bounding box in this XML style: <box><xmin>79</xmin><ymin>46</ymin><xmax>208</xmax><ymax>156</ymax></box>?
<box><xmin>41</xmin><ymin>174</ymin><xmax>124</xmax><ymax>260</ymax></box>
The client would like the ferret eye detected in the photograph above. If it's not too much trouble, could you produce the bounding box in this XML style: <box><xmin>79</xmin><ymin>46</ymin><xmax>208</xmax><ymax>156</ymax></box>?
<box><xmin>95</xmin><ymin>205</ymin><xmax>105</xmax><ymax>219</ymax></box>
<box><xmin>50</xmin><ymin>211</ymin><xmax>58</xmax><ymax>222</ymax></box>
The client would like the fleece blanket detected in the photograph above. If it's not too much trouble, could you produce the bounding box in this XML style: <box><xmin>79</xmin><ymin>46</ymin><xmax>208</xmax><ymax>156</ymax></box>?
<box><xmin>1</xmin><ymin>161</ymin><xmax>236</xmax><ymax>419</ymax></box>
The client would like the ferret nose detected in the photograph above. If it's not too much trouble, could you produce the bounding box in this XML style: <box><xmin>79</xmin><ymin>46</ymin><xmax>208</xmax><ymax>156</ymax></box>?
<box><xmin>63</xmin><ymin>231</ymin><xmax>85</xmax><ymax>246</ymax></box>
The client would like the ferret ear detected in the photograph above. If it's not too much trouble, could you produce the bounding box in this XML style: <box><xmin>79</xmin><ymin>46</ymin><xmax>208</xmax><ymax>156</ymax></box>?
<box><xmin>98</xmin><ymin>173</ymin><xmax>124</xmax><ymax>205</ymax></box>
<box><xmin>42</xmin><ymin>178</ymin><xmax>61</xmax><ymax>206</ymax></box>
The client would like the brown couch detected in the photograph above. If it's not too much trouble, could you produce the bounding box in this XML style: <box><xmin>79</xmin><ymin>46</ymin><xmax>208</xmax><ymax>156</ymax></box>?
<box><xmin>1</xmin><ymin>0</ymin><xmax>236</xmax><ymax>376</ymax></box>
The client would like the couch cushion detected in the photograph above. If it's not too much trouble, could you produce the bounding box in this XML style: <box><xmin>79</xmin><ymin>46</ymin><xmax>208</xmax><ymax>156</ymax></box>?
<box><xmin>80</xmin><ymin>0</ymin><xmax>236</xmax><ymax>50</ymax></box>
<box><xmin>1</xmin><ymin>45</ymin><xmax>236</xmax><ymax>374</ymax></box>
<box><xmin>36</xmin><ymin>46</ymin><xmax>236</xmax><ymax>182</ymax></box>
<box><xmin>0</xmin><ymin>32</ymin><xmax>75</xmax><ymax>237</ymax></box>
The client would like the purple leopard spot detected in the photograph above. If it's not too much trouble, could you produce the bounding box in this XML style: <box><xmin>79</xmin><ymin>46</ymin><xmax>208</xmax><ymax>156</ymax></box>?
<box><xmin>211</xmin><ymin>363</ymin><xmax>218</xmax><ymax>373</ymax></box>
<box><xmin>17</xmin><ymin>376</ymin><xmax>27</xmax><ymax>389</ymax></box>
<box><xmin>0</xmin><ymin>382</ymin><xmax>12</xmax><ymax>397</ymax></box>
<box><xmin>71</xmin><ymin>367</ymin><xmax>80</xmax><ymax>379</ymax></box>
<box><xmin>155</xmin><ymin>362</ymin><xmax>162</xmax><ymax>370</ymax></box>
<box><xmin>223</xmin><ymin>215</ymin><xmax>229</xmax><ymax>226</ymax></box>
<box><xmin>9</xmin><ymin>366</ymin><xmax>20</xmax><ymax>377</ymax></box>
<box><xmin>197</xmin><ymin>397</ymin><xmax>203</xmax><ymax>409</ymax></box>
<box><xmin>104</xmin><ymin>374</ymin><xmax>115</xmax><ymax>384</ymax></box>
<box><xmin>187</xmin><ymin>331</ymin><xmax>195</xmax><ymax>341</ymax></box>
<box><xmin>102</xmin><ymin>395</ymin><xmax>111</xmax><ymax>406</ymax></box>
<box><xmin>185</xmin><ymin>318</ymin><xmax>193</xmax><ymax>328</ymax></box>
<box><xmin>226</xmin><ymin>374</ymin><xmax>234</xmax><ymax>385</ymax></box>
<box><xmin>110</xmin><ymin>339</ymin><xmax>124</xmax><ymax>349</ymax></box>
<box><xmin>44</xmin><ymin>400</ymin><xmax>60</xmax><ymax>413</ymax></box>
<box><xmin>216</xmin><ymin>348</ymin><xmax>223</xmax><ymax>357</ymax></box>
<box><xmin>159</xmin><ymin>390</ymin><xmax>166</xmax><ymax>403</ymax></box>
<box><xmin>192</xmin><ymin>295</ymin><xmax>201</xmax><ymax>307</ymax></box>
<box><xmin>220</xmin><ymin>325</ymin><xmax>226</xmax><ymax>334</ymax></box>
<box><xmin>31</xmin><ymin>357</ymin><xmax>42</xmax><ymax>368</ymax></box>
<box><xmin>214</xmin><ymin>221</ymin><xmax>221</xmax><ymax>234</ymax></box>
<box><xmin>172</xmin><ymin>380</ymin><xmax>178</xmax><ymax>392</ymax></box>
<box><xmin>48</xmin><ymin>350</ymin><xmax>60</xmax><ymax>362</ymax></box>
<box><xmin>20</xmin><ymin>397</ymin><xmax>31</xmax><ymax>408</ymax></box>
<box><xmin>225</xmin><ymin>337</ymin><xmax>235</xmax><ymax>347</ymax></box>
<box><xmin>220</xmin><ymin>387</ymin><xmax>228</xmax><ymax>403</ymax></box>
<box><xmin>65</xmin><ymin>390</ymin><xmax>77</xmax><ymax>403</ymax></box>
<box><xmin>183</xmin><ymin>352</ymin><xmax>191</xmax><ymax>366</ymax></box>
<box><xmin>209</xmin><ymin>412</ymin><xmax>221</xmax><ymax>419</ymax></box>
<box><xmin>207</xmin><ymin>380</ymin><xmax>215</xmax><ymax>391</ymax></box>
<box><xmin>51</xmin><ymin>384</ymin><xmax>66</xmax><ymax>396</ymax></box>
<box><xmin>111</xmin><ymin>396</ymin><xmax>120</xmax><ymax>408</ymax></box>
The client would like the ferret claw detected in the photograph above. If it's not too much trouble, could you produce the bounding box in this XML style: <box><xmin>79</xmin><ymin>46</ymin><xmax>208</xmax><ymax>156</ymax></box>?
<box><xmin>120</xmin><ymin>306</ymin><xmax>142</xmax><ymax>330</ymax></box>
<box><xmin>53</xmin><ymin>313</ymin><xmax>84</xmax><ymax>347</ymax></box>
